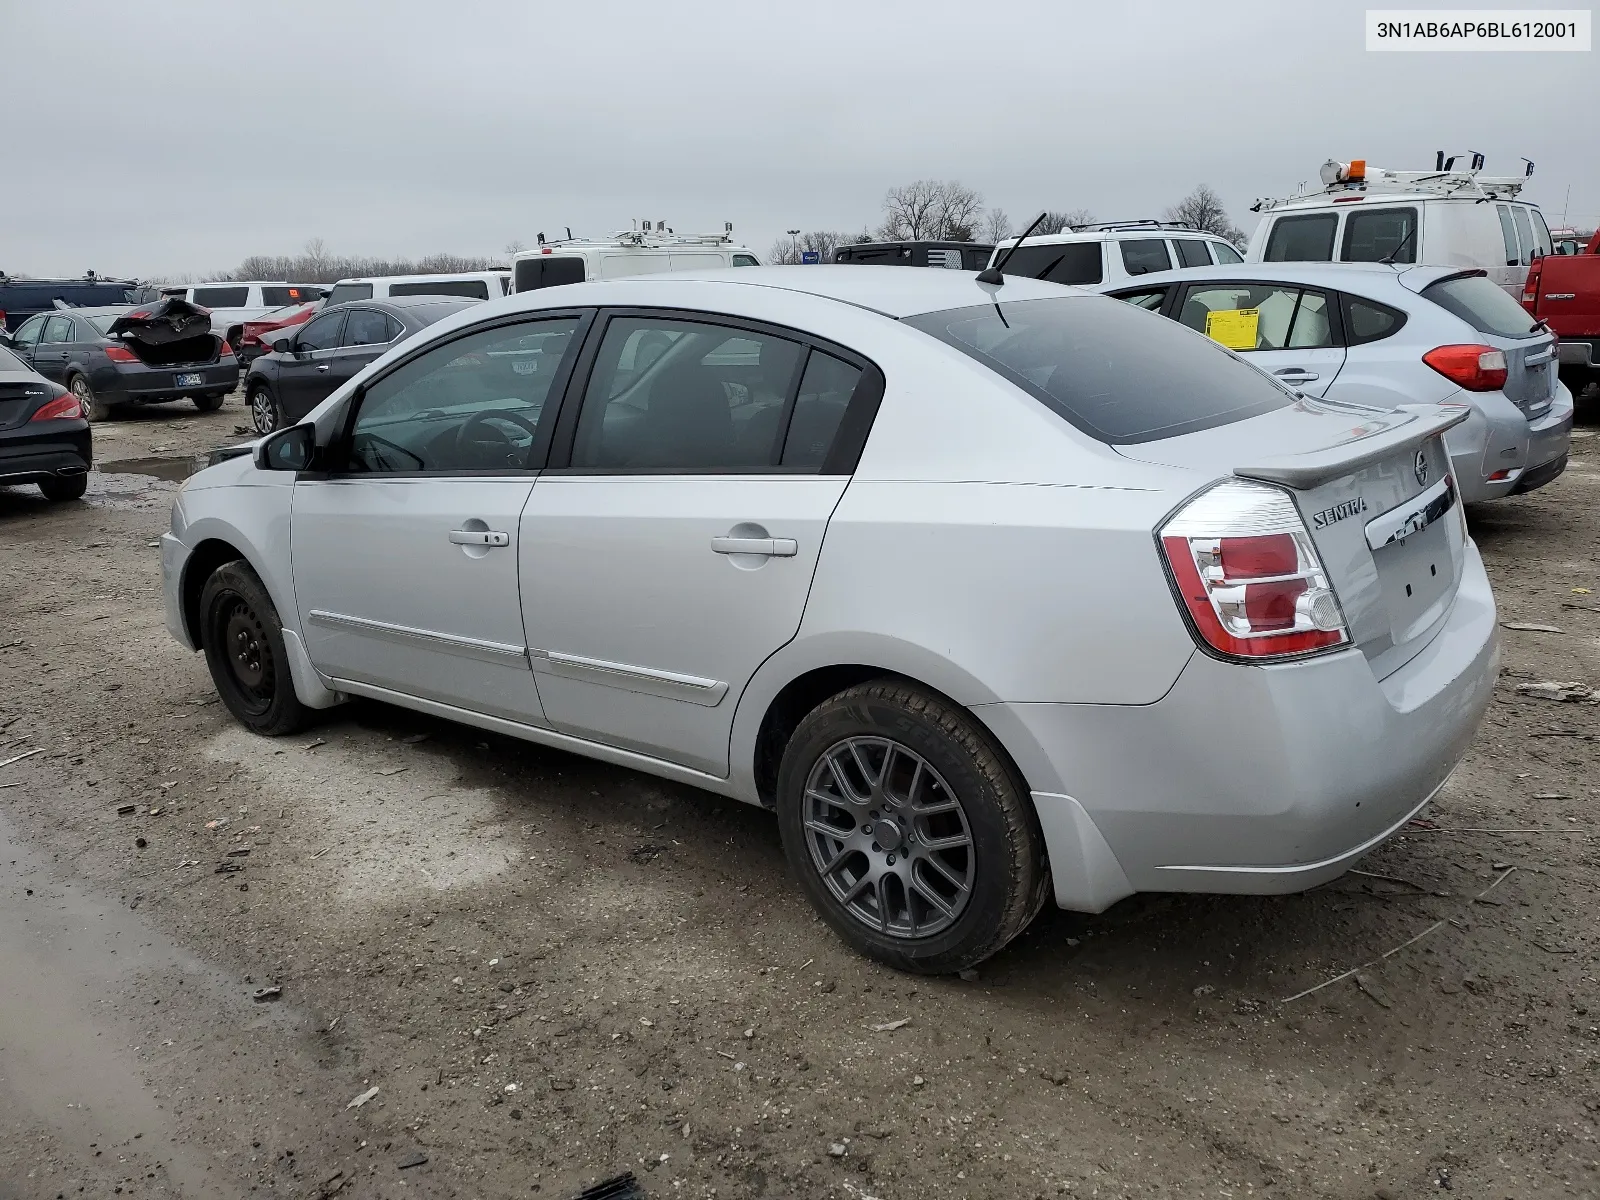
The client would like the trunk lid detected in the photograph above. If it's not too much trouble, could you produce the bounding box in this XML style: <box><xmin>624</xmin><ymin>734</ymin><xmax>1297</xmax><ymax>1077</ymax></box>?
<box><xmin>107</xmin><ymin>297</ymin><xmax>221</xmax><ymax>367</ymax></box>
<box><xmin>1485</xmin><ymin>329</ymin><xmax>1558</xmax><ymax>418</ymax></box>
<box><xmin>0</xmin><ymin>372</ymin><xmax>53</xmax><ymax>430</ymax></box>
<box><xmin>1121</xmin><ymin>398</ymin><xmax>1470</xmax><ymax>678</ymax></box>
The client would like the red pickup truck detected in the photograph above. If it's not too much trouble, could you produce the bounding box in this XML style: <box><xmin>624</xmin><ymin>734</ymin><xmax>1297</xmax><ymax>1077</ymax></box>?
<box><xmin>1523</xmin><ymin>229</ymin><xmax>1600</xmax><ymax>395</ymax></box>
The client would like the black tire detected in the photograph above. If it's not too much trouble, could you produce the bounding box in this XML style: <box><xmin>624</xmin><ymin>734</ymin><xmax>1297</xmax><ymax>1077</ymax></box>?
<box><xmin>192</xmin><ymin>391</ymin><xmax>227</xmax><ymax>412</ymax></box>
<box><xmin>198</xmin><ymin>560</ymin><xmax>309</xmax><ymax>736</ymax></box>
<box><xmin>776</xmin><ymin>680</ymin><xmax>1047</xmax><ymax>974</ymax></box>
<box><xmin>38</xmin><ymin>473</ymin><xmax>88</xmax><ymax>502</ymax></box>
<box><xmin>68</xmin><ymin>372</ymin><xmax>111</xmax><ymax>422</ymax></box>
<box><xmin>248</xmin><ymin>383</ymin><xmax>282</xmax><ymax>434</ymax></box>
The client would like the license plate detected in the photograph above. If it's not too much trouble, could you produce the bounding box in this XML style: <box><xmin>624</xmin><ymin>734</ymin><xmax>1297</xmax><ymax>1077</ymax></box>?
<box><xmin>512</xmin><ymin>359</ymin><xmax>538</xmax><ymax>375</ymax></box>
<box><xmin>175</xmin><ymin>373</ymin><xmax>204</xmax><ymax>387</ymax></box>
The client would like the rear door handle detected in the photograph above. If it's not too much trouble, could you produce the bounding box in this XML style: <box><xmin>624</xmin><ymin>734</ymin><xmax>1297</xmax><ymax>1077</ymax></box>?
<box><xmin>315</xmin><ymin>363</ymin><xmax>331</xmax><ymax>372</ymax></box>
<box><xmin>449</xmin><ymin>529</ymin><xmax>510</xmax><ymax>547</ymax></box>
<box><xmin>711</xmin><ymin>536</ymin><xmax>798</xmax><ymax>557</ymax></box>
<box><xmin>1273</xmin><ymin>368</ymin><xmax>1318</xmax><ymax>383</ymax></box>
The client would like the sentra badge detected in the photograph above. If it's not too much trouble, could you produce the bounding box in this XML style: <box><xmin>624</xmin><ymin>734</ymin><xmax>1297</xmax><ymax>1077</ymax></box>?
<box><xmin>1312</xmin><ymin>496</ymin><xmax>1368</xmax><ymax>529</ymax></box>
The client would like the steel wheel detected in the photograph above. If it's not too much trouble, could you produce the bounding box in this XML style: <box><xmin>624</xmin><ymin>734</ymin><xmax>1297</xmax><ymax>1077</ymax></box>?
<box><xmin>802</xmin><ymin>735</ymin><xmax>975</xmax><ymax>939</ymax></box>
<box><xmin>217</xmin><ymin>595</ymin><xmax>275</xmax><ymax>717</ymax></box>
<box><xmin>250</xmin><ymin>387</ymin><xmax>278</xmax><ymax>433</ymax></box>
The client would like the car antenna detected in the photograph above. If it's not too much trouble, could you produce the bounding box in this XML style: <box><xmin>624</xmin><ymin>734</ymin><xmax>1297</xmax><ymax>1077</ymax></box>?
<box><xmin>976</xmin><ymin>211</ymin><xmax>1050</xmax><ymax>285</ymax></box>
<box><xmin>1380</xmin><ymin>223</ymin><xmax>1417</xmax><ymax>265</ymax></box>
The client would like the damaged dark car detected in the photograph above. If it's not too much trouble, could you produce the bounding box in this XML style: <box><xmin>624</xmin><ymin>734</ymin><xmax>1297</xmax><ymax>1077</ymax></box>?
<box><xmin>3</xmin><ymin>298</ymin><xmax>241</xmax><ymax>421</ymax></box>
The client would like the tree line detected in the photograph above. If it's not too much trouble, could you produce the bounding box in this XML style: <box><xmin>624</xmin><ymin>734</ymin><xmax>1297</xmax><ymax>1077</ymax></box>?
<box><xmin>767</xmin><ymin>182</ymin><xmax>1247</xmax><ymax>264</ymax></box>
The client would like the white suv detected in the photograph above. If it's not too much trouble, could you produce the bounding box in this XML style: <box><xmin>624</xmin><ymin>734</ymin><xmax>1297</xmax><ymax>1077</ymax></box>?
<box><xmin>324</xmin><ymin>271</ymin><xmax>512</xmax><ymax>307</ymax></box>
<box><xmin>162</xmin><ymin>281</ymin><xmax>324</xmax><ymax>350</ymax></box>
<box><xmin>986</xmin><ymin>222</ymin><xmax>1243</xmax><ymax>287</ymax></box>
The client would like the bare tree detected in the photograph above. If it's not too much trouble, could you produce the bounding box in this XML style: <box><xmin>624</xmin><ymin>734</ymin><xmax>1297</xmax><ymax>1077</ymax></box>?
<box><xmin>1023</xmin><ymin>208</ymin><xmax>1096</xmax><ymax>236</ymax></box>
<box><xmin>768</xmin><ymin>230</ymin><xmax>855</xmax><ymax>264</ymax></box>
<box><xmin>221</xmin><ymin>244</ymin><xmax>504</xmax><ymax>284</ymax></box>
<box><xmin>1162</xmin><ymin>185</ymin><xmax>1246</xmax><ymax>245</ymax></box>
<box><xmin>879</xmin><ymin>179</ymin><xmax>986</xmax><ymax>242</ymax></box>
<box><xmin>981</xmin><ymin>207</ymin><xmax>1013</xmax><ymax>244</ymax></box>
<box><xmin>504</xmin><ymin>239</ymin><xmax>528</xmax><ymax>257</ymax></box>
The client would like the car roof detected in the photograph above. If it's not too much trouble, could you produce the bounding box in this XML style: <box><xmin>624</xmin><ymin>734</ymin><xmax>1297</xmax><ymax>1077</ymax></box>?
<box><xmin>332</xmin><ymin>296</ymin><xmax>480</xmax><ymax>315</ymax></box>
<box><xmin>1097</xmin><ymin>261</ymin><xmax>1467</xmax><ymax>293</ymax></box>
<box><xmin>334</xmin><ymin>271</ymin><xmax>509</xmax><ymax>285</ymax></box>
<box><xmin>996</xmin><ymin>228</ymin><xmax>1233</xmax><ymax>249</ymax></box>
<box><xmin>602</xmin><ymin>265</ymin><xmax>1085</xmax><ymax>317</ymax></box>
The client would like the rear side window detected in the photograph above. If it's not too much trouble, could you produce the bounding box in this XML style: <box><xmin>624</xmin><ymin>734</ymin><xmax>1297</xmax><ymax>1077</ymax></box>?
<box><xmin>193</xmin><ymin>286</ymin><xmax>249</xmax><ymax>307</ymax></box>
<box><xmin>1264</xmin><ymin>214</ymin><xmax>1337</xmax><ymax>261</ymax></box>
<box><xmin>783</xmin><ymin>351</ymin><xmax>861</xmax><ymax>469</ymax></box>
<box><xmin>515</xmin><ymin>257</ymin><xmax>587</xmax><ymax>292</ymax></box>
<box><xmin>1212</xmin><ymin>242</ymin><xmax>1244</xmax><ymax>264</ymax></box>
<box><xmin>262</xmin><ymin>285</ymin><xmax>318</xmax><ymax>306</ymax></box>
<box><xmin>41</xmin><ymin>315</ymin><xmax>76</xmax><ymax>344</ymax></box>
<box><xmin>1495</xmin><ymin>205</ymin><xmax>1520</xmax><ymax>267</ymax></box>
<box><xmin>389</xmin><ymin>279</ymin><xmax>489</xmax><ymax>300</ymax></box>
<box><xmin>1342</xmin><ymin>207</ymin><xmax>1417</xmax><ymax>263</ymax></box>
<box><xmin>732</xmin><ymin>254</ymin><xmax>759</xmax><ymax>267</ymax></box>
<box><xmin>926</xmin><ymin>248</ymin><xmax>964</xmax><ymax>269</ymax></box>
<box><xmin>327</xmin><ymin>283</ymin><xmax>373</xmax><ymax>306</ymax></box>
<box><xmin>1174</xmin><ymin>240</ymin><xmax>1212</xmax><ymax>268</ymax></box>
<box><xmin>342</xmin><ymin>309</ymin><xmax>395</xmax><ymax>347</ymax></box>
<box><xmin>1341</xmin><ymin>295</ymin><xmax>1407</xmax><ymax>345</ymax></box>
<box><xmin>998</xmin><ymin>243</ymin><xmax>1103</xmax><ymax>285</ymax></box>
<box><xmin>838</xmin><ymin>246</ymin><xmax>914</xmax><ymax>265</ymax></box>
<box><xmin>1120</xmin><ymin>239</ymin><xmax>1172</xmax><ymax>276</ymax></box>
<box><xmin>1510</xmin><ymin>208</ymin><xmax>1534</xmax><ymax>267</ymax></box>
<box><xmin>904</xmin><ymin>296</ymin><xmax>1290</xmax><ymax>445</ymax></box>
<box><xmin>1422</xmin><ymin>274</ymin><xmax>1539</xmax><ymax>339</ymax></box>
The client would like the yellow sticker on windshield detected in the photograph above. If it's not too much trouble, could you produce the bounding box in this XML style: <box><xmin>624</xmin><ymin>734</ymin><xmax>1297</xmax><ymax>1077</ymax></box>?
<box><xmin>1204</xmin><ymin>307</ymin><xmax>1259</xmax><ymax>350</ymax></box>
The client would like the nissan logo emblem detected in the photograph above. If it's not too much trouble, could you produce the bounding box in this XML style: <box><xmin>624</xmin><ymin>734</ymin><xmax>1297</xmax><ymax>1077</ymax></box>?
<box><xmin>1414</xmin><ymin>449</ymin><xmax>1429</xmax><ymax>488</ymax></box>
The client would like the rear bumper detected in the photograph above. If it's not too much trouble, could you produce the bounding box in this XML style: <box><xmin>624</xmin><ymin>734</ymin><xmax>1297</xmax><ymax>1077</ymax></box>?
<box><xmin>1448</xmin><ymin>385</ymin><xmax>1574</xmax><ymax>502</ymax></box>
<box><xmin>0</xmin><ymin>426</ymin><xmax>93</xmax><ymax>485</ymax></box>
<box><xmin>1557</xmin><ymin>338</ymin><xmax>1597</xmax><ymax>369</ymax></box>
<box><xmin>97</xmin><ymin>361</ymin><xmax>240</xmax><ymax>403</ymax></box>
<box><xmin>979</xmin><ymin>541</ymin><xmax>1499</xmax><ymax>912</ymax></box>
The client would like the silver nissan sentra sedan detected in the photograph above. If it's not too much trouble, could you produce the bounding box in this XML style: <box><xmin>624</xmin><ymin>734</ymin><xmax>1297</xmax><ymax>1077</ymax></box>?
<box><xmin>160</xmin><ymin>267</ymin><xmax>1499</xmax><ymax>973</ymax></box>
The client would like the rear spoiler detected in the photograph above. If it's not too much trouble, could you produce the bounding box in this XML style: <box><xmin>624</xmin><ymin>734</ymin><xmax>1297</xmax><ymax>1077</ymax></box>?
<box><xmin>1233</xmin><ymin>405</ymin><xmax>1469</xmax><ymax>490</ymax></box>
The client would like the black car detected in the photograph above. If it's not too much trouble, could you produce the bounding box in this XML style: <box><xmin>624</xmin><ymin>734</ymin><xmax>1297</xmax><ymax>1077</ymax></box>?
<box><xmin>5</xmin><ymin>301</ymin><xmax>240</xmax><ymax>421</ymax></box>
<box><xmin>0</xmin><ymin>272</ymin><xmax>160</xmax><ymax>332</ymax></box>
<box><xmin>832</xmin><ymin>241</ymin><xmax>996</xmax><ymax>270</ymax></box>
<box><xmin>244</xmin><ymin>296</ymin><xmax>478</xmax><ymax>433</ymax></box>
<box><xmin>0</xmin><ymin>342</ymin><xmax>92</xmax><ymax>501</ymax></box>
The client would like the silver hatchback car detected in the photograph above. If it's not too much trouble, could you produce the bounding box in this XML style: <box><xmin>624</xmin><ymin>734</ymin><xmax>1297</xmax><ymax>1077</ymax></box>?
<box><xmin>161</xmin><ymin>269</ymin><xmax>1498</xmax><ymax>973</ymax></box>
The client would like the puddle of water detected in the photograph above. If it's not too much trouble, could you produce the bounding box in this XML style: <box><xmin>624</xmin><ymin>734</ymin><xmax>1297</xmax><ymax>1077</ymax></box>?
<box><xmin>96</xmin><ymin>455</ymin><xmax>204</xmax><ymax>483</ymax></box>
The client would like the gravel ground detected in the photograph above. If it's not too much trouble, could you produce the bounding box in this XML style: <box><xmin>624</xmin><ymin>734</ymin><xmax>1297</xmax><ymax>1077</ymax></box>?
<box><xmin>1</xmin><ymin>390</ymin><xmax>1598</xmax><ymax>1200</ymax></box>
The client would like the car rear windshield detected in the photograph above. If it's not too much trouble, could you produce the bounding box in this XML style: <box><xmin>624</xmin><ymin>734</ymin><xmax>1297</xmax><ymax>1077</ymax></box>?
<box><xmin>389</xmin><ymin>279</ymin><xmax>490</xmax><ymax>300</ymax></box>
<box><xmin>903</xmin><ymin>296</ymin><xmax>1291</xmax><ymax>444</ymax></box>
<box><xmin>326</xmin><ymin>283</ymin><xmax>374</xmax><ymax>306</ymax></box>
<box><xmin>1422</xmin><ymin>273</ymin><xmax>1541</xmax><ymax>339</ymax></box>
<box><xmin>514</xmin><ymin>256</ymin><xmax>587</xmax><ymax>291</ymax></box>
<box><xmin>996</xmin><ymin>243</ymin><xmax>1103</xmax><ymax>286</ymax></box>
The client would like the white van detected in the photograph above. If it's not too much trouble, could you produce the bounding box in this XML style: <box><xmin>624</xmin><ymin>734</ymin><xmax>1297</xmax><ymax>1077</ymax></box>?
<box><xmin>512</xmin><ymin>229</ymin><xmax>759</xmax><ymax>292</ymax></box>
<box><xmin>1247</xmin><ymin>157</ymin><xmax>1554</xmax><ymax>296</ymax></box>
<box><xmin>324</xmin><ymin>271</ymin><xmax>512</xmax><ymax>308</ymax></box>
<box><xmin>161</xmin><ymin>281</ymin><xmax>324</xmax><ymax>347</ymax></box>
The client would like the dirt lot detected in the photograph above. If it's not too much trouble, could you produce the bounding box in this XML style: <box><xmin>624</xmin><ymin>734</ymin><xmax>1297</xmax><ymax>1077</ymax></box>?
<box><xmin>1</xmin><ymin>391</ymin><xmax>1598</xmax><ymax>1200</ymax></box>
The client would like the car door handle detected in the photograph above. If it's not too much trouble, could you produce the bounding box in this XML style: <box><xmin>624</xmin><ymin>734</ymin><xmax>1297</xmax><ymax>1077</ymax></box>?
<box><xmin>449</xmin><ymin>529</ymin><xmax>510</xmax><ymax>547</ymax></box>
<box><xmin>315</xmin><ymin>363</ymin><xmax>331</xmax><ymax>372</ymax></box>
<box><xmin>711</xmin><ymin>536</ymin><xmax>798</xmax><ymax>557</ymax></box>
<box><xmin>1272</xmin><ymin>368</ymin><xmax>1319</xmax><ymax>383</ymax></box>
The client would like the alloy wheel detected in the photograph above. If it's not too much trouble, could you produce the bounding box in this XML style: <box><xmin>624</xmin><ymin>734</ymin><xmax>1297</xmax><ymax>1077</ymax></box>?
<box><xmin>251</xmin><ymin>389</ymin><xmax>277</xmax><ymax>433</ymax></box>
<box><xmin>70</xmin><ymin>376</ymin><xmax>93</xmax><ymax>418</ymax></box>
<box><xmin>802</xmin><ymin>736</ymin><xmax>975</xmax><ymax>939</ymax></box>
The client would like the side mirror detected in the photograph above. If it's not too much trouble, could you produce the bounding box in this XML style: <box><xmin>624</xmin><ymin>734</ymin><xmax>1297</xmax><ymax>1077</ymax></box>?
<box><xmin>255</xmin><ymin>423</ymin><xmax>315</xmax><ymax>472</ymax></box>
<box><xmin>268</xmin><ymin>333</ymin><xmax>295</xmax><ymax>353</ymax></box>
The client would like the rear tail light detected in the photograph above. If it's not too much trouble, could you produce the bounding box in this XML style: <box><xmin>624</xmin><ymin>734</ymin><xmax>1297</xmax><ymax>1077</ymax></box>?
<box><xmin>220</xmin><ymin>340</ymin><xmax>233</xmax><ymax>356</ymax></box>
<box><xmin>1522</xmin><ymin>259</ymin><xmax>1542</xmax><ymax>306</ymax></box>
<box><xmin>1422</xmin><ymin>344</ymin><xmax>1508</xmax><ymax>392</ymax></box>
<box><xmin>30</xmin><ymin>390</ymin><xmax>84</xmax><ymax>421</ymax></box>
<box><xmin>1159</xmin><ymin>480</ymin><xmax>1349</xmax><ymax>660</ymax></box>
<box><xmin>104</xmin><ymin>343</ymin><xmax>138</xmax><ymax>363</ymax></box>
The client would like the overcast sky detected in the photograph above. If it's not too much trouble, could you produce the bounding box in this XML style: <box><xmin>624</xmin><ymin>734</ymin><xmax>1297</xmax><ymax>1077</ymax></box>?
<box><xmin>2</xmin><ymin>0</ymin><xmax>1596</xmax><ymax>279</ymax></box>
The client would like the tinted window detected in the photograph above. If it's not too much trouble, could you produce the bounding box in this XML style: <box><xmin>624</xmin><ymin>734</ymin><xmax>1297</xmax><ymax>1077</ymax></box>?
<box><xmin>342</xmin><ymin>309</ymin><xmax>394</xmax><ymax>347</ymax></box>
<box><xmin>732</xmin><ymin>254</ymin><xmax>759</xmax><ymax>267</ymax></box>
<box><xmin>388</xmin><ymin>279</ymin><xmax>489</xmax><ymax>300</ymax></box>
<box><xmin>1511</xmin><ymin>207</ymin><xmax>1534</xmax><ymax>267</ymax></box>
<box><xmin>193</xmin><ymin>286</ymin><xmax>249</xmax><ymax>307</ymax></box>
<box><xmin>572</xmin><ymin>317</ymin><xmax>804</xmax><ymax>471</ymax></box>
<box><xmin>1529</xmin><ymin>209</ymin><xmax>1553</xmax><ymax>258</ymax></box>
<box><xmin>1112</xmin><ymin>287</ymin><xmax>1169</xmax><ymax>311</ymax></box>
<box><xmin>1342</xmin><ymin>295</ymin><xmax>1407</xmax><ymax>345</ymax></box>
<box><xmin>1119</xmin><ymin>239</ymin><xmax>1172</xmax><ymax>276</ymax></box>
<box><xmin>1342</xmin><ymin>207</ymin><xmax>1417</xmax><ymax>263</ymax></box>
<box><xmin>904</xmin><ymin>297</ymin><xmax>1290</xmax><ymax>444</ymax></box>
<box><xmin>347</xmin><ymin>317</ymin><xmax>581</xmax><ymax>473</ymax></box>
<box><xmin>262</xmin><ymin>285</ymin><xmax>319</xmax><ymax>306</ymax></box>
<box><xmin>1495</xmin><ymin>206</ymin><xmax>1520</xmax><ymax>267</ymax></box>
<box><xmin>839</xmin><ymin>246</ymin><xmax>914</xmax><ymax>265</ymax></box>
<box><xmin>1212</xmin><ymin>241</ymin><xmax>1244</xmax><ymax>264</ymax></box>
<box><xmin>326</xmin><ymin>283</ymin><xmax>374</xmax><ymax>306</ymax></box>
<box><xmin>926</xmin><ymin>248</ymin><xmax>964</xmax><ymax>269</ymax></box>
<box><xmin>1422</xmin><ymin>274</ymin><xmax>1540</xmax><ymax>339</ymax></box>
<box><xmin>998</xmin><ymin>243</ymin><xmax>1103</xmax><ymax>285</ymax></box>
<box><xmin>514</xmin><ymin>257</ymin><xmax>586</xmax><ymax>292</ymax></box>
<box><xmin>41</xmin><ymin>316</ymin><xmax>76</xmax><ymax>344</ymax></box>
<box><xmin>783</xmin><ymin>352</ymin><xmax>861</xmax><ymax>469</ymax></box>
<box><xmin>1177</xmin><ymin>284</ymin><xmax>1333</xmax><ymax>350</ymax></box>
<box><xmin>1174</xmin><ymin>240</ymin><xmax>1213</xmax><ymax>268</ymax></box>
<box><xmin>1264</xmin><ymin>214</ymin><xmax>1337</xmax><ymax>261</ymax></box>
<box><xmin>296</xmin><ymin>311</ymin><xmax>345</xmax><ymax>351</ymax></box>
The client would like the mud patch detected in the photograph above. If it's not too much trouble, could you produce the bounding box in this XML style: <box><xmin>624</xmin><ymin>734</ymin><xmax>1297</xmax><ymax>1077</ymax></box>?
<box><xmin>97</xmin><ymin>455</ymin><xmax>204</xmax><ymax>483</ymax></box>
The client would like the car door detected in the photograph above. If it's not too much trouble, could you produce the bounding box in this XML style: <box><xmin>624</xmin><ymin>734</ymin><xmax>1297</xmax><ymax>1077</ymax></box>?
<box><xmin>291</xmin><ymin>311</ymin><xmax>590</xmax><ymax>720</ymax></box>
<box><xmin>1173</xmin><ymin>280</ymin><xmax>1346</xmax><ymax>395</ymax></box>
<box><xmin>274</xmin><ymin>309</ymin><xmax>346</xmax><ymax>420</ymax></box>
<box><xmin>8</xmin><ymin>315</ymin><xmax>48</xmax><ymax>369</ymax></box>
<box><xmin>32</xmin><ymin>315</ymin><xmax>78</xmax><ymax>384</ymax></box>
<box><xmin>328</xmin><ymin>307</ymin><xmax>398</xmax><ymax>393</ymax></box>
<box><xmin>520</xmin><ymin>310</ymin><xmax>881</xmax><ymax>776</ymax></box>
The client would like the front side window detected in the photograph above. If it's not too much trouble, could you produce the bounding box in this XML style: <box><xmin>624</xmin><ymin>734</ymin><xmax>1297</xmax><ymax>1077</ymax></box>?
<box><xmin>1342</xmin><ymin>295</ymin><xmax>1407</xmax><ymax>345</ymax></box>
<box><xmin>342</xmin><ymin>308</ymin><xmax>394</xmax><ymax>347</ymax></box>
<box><xmin>1177</xmin><ymin>284</ymin><xmax>1333</xmax><ymax>351</ymax></box>
<box><xmin>1511</xmin><ymin>207</ymin><xmax>1535</xmax><ymax>267</ymax></box>
<box><xmin>1422</xmin><ymin>274</ymin><xmax>1540</xmax><ymax>339</ymax></box>
<box><xmin>998</xmin><ymin>243</ymin><xmax>1103</xmax><ymax>285</ymax></box>
<box><xmin>571</xmin><ymin>317</ymin><xmax>805</xmax><ymax>471</ymax></box>
<box><xmin>41</xmin><ymin>315</ymin><xmax>76</xmax><ymax>344</ymax></box>
<box><xmin>388</xmin><ymin>279</ymin><xmax>490</xmax><ymax>300</ymax></box>
<box><xmin>193</xmin><ymin>286</ymin><xmax>249</xmax><ymax>308</ymax></box>
<box><xmin>904</xmin><ymin>296</ymin><xmax>1290</xmax><ymax>445</ymax></box>
<box><xmin>11</xmin><ymin>315</ymin><xmax>46</xmax><ymax>349</ymax></box>
<box><xmin>1342</xmin><ymin>207</ymin><xmax>1417</xmax><ymax>263</ymax></box>
<box><xmin>1495</xmin><ymin>205</ymin><xmax>1520</xmax><ymax>267</ymax></box>
<box><xmin>346</xmin><ymin>317</ymin><xmax>582</xmax><ymax>473</ymax></box>
<box><xmin>1174</xmin><ymin>240</ymin><xmax>1213</xmax><ymax>268</ymax></box>
<box><xmin>1212</xmin><ymin>241</ymin><xmax>1244</xmax><ymax>264</ymax></box>
<box><xmin>1120</xmin><ymin>239</ymin><xmax>1173</xmax><ymax>276</ymax></box>
<box><xmin>326</xmin><ymin>283</ymin><xmax>374</xmax><ymax>306</ymax></box>
<box><xmin>296</xmin><ymin>312</ymin><xmax>345</xmax><ymax>352</ymax></box>
<box><xmin>1528</xmin><ymin>208</ymin><xmax>1553</xmax><ymax>258</ymax></box>
<box><xmin>1264</xmin><ymin>214</ymin><xmax>1337</xmax><ymax>262</ymax></box>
